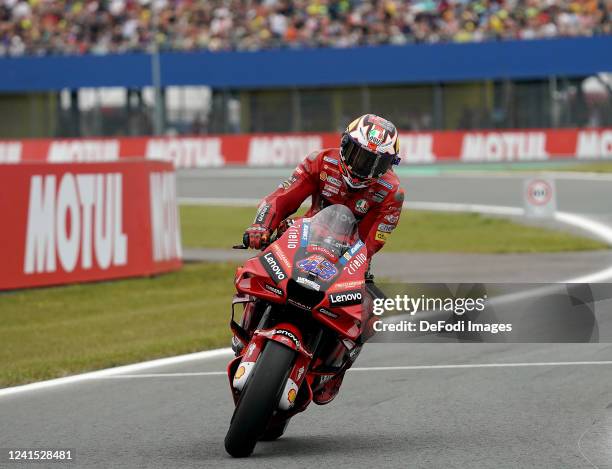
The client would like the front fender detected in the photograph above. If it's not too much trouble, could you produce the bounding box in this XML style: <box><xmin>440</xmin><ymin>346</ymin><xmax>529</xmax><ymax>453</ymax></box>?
<box><xmin>254</xmin><ymin>323</ymin><xmax>312</xmax><ymax>359</ymax></box>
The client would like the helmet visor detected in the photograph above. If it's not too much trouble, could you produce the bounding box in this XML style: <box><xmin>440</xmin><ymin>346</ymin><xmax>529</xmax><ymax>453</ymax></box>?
<box><xmin>342</xmin><ymin>137</ymin><xmax>394</xmax><ymax>180</ymax></box>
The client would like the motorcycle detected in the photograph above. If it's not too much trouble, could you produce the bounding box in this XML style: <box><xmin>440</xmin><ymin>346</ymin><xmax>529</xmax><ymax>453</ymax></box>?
<box><xmin>224</xmin><ymin>204</ymin><xmax>370</xmax><ymax>457</ymax></box>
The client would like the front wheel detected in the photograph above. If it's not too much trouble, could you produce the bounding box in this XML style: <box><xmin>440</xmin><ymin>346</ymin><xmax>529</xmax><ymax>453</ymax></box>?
<box><xmin>224</xmin><ymin>340</ymin><xmax>295</xmax><ymax>457</ymax></box>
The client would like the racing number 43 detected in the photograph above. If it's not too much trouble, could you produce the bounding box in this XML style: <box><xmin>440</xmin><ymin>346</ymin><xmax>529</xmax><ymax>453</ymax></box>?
<box><xmin>297</xmin><ymin>255</ymin><xmax>338</xmax><ymax>281</ymax></box>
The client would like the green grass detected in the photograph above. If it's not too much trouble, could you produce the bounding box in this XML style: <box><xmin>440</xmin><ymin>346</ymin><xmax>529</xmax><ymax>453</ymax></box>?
<box><xmin>181</xmin><ymin>205</ymin><xmax>607</xmax><ymax>253</ymax></box>
<box><xmin>0</xmin><ymin>262</ymin><xmax>237</xmax><ymax>387</ymax></box>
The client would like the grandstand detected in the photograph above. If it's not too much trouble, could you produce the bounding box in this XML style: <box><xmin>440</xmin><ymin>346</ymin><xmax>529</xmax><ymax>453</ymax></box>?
<box><xmin>0</xmin><ymin>1</ymin><xmax>609</xmax><ymax>139</ymax></box>
<box><xmin>1</xmin><ymin>0</ymin><xmax>609</xmax><ymax>55</ymax></box>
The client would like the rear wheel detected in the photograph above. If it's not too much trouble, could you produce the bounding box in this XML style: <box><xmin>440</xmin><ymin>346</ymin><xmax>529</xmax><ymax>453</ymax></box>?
<box><xmin>224</xmin><ymin>340</ymin><xmax>295</xmax><ymax>457</ymax></box>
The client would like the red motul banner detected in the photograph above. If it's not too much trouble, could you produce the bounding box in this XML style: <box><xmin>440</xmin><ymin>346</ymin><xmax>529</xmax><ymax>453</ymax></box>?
<box><xmin>0</xmin><ymin>161</ymin><xmax>182</xmax><ymax>290</ymax></box>
<box><xmin>0</xmin><ymin>128</ymin><xmax>610</xmax><ymax>167</ymax></box>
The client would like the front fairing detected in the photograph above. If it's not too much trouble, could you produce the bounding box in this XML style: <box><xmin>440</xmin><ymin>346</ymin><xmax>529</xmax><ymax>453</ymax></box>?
<box><xmin>235</xmin><ymin>205</ymin><xmax>368</xmax><ymax>341</ymax></box>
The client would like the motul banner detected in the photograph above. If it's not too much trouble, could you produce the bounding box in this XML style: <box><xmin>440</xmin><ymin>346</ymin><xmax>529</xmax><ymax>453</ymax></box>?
<box><xmin>0</xmin><ymin>161</ymin><xmax>182</xmax><ymax>290</ymax></box>
<box><xmin>1</xmin><ymin>128</ymin><xmax>610</xmax><ymax>167</ymax></box>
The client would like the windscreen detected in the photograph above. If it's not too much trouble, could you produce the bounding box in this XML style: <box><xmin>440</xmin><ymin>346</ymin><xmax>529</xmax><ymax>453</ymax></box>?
<box><xmin>308</xmin><ymin>205</ymin><xmax>358</xmax><ymax>259</ymax></box>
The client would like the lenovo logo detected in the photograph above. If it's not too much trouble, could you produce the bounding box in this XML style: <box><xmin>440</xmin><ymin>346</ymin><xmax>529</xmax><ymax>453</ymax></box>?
<box><xmin>261</xmin><ymin>252</ymin><xmax>287</xmax><ymax>283</ymax></box>
<box><xmin>329</xmin><ymin>290</ymin><xmax>362</xmax><ymax>306</ymax></box>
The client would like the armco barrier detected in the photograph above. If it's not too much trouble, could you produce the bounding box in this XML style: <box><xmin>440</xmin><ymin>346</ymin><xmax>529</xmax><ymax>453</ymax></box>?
<box><xmin>0</xmin><ymin>160</ymin><xmax>182</xmax><ymax>290</ymax></box>
<box><xmin>0</xmin><ymin>128</ymin><xmax>610</xmax><ymax>168</ymax></box>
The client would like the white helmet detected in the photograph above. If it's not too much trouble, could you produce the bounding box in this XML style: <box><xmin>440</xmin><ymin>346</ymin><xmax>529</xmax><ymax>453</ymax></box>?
<box><xmin>339</xmin><ymin>114</ymin><xmax>401</xmax><ymax>189</ymax></box>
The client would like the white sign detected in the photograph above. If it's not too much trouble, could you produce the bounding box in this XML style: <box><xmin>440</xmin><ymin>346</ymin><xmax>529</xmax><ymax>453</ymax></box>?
<box><xmin>523</xmin><ymin>177</ymin><xmax>556</xmax><ymax>218</ymax></box>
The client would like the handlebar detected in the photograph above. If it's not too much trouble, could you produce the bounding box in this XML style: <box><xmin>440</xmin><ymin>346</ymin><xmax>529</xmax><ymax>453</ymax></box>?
<box><xmin>231</xmin><ymin>232</ymin><xmax>250</xmax><ymax>250</ymax></box>
<box><xmin>231</xmin><ymin>232</ymin><xmax>275</xmax><ymax>250</ymax></box>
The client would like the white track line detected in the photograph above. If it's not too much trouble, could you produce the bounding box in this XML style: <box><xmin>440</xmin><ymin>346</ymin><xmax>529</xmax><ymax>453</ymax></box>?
<box><xmin>3</xmin><ymin>196</ymin><xmax>611</xmax><ymax>398</ymax></box>
<box><xmin>94</xmin><ymin>361</ymin><xmax>612</xmax><ymax>379</ymax></box>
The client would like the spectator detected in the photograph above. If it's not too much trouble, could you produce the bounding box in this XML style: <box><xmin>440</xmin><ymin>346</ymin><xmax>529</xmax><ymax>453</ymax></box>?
<box><xmin>0</xmin><ymin>0</ymin><xmax>609</xmax><ymax>57</ymax></box>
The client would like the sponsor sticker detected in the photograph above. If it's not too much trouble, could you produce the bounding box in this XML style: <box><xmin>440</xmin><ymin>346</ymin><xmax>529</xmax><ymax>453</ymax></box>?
<box><xmin>375</xmin><ymin>231</ymin><xmax>389</xmax><ymax>242</ymax></box>
<box><xmin>377</xmin><ymin>223</ymin><xmax>394</xmax><ymax>233</ymax></box>
<box><xmin>296</xmin><ymin>276</ymin><xmax>321</xmax><ymax>291</ymax></box>
<box><xmin>340</xmin><ymin>239</ymin><xmax>365</xmax><ymax>265</ymax></box>
<box><xmin>327</xmin><ymin>176</ymin><xmax>342</xmax><ymax>187</ymax></box>
<box><xmin>318</xmin><ymin>307</ymin><xmax>339</xmax><ymax>319</ymax></box>
<box><xmin>323</xmin><ymin>184</ymin><xmax>339</xmax><ymax>194</ymax></box>
<box><xmin>371</xmin><ymin>190</ymin><xmax>388</xmax><ymax>203</ymax></box>
<box><xmin>264</xmin><ymin>283</ymin><xmax>283</xmax><ymax>296</ymax></box>
<box><xmin>275</xmin><ymin>329</ymin><xmax>301</xmax><ymax>347</ymax></box>
<box><xmin>278</xmin><ymin>175</ymin><xmax>297</xmax><ymax>190</ymax></box>
<box><xmin>271</xmin><ymin>244</ymin><xmax>291</xmax><ymax>269</ymax></box>
<box><xmin>377</xmin><ymin>178</ymin><xmax>393</xmax><ymax>190</ymax></box>
<box><xmin>254</xmin><ymin>202</ymin><xmax>271</xmax><ymax>224</ymax></box>
<box><xmin>287</xmin><ymin>298</ymin><xmax>312</xmax><ymax>311</ymax></box>
<box><xmin>323</xmin><ymin>156</ymin><xmax>339</xmax><ymax>165</ymax></box>
<box><xmin>300</xmin><ymin>220</ymin><xmax>310</xmax><ymax>247</ymax></box>
<box><xmin>384</xmin><ymin>214</ymin><xmax>399</xmax><ymax>224</ymax></box>
<box><xmin>329</xmin><ymin>290</ymin><xmax>363</xmax><ymax>307</ymax></box>
<box><xmin>346</xmin><ymin>252</ymin><xmax>367</xmax><ymax>275</ymax></box>
<box><xmin>333</xmin><ymin>280</ymin><xmax>364</xmax><ymax>290</ymax></box>
<box><xmin>320</xmin><ymin>171</ymin><xmax>327</xmax><ymax>181</ymax></box>
<box><xmin>260</xmin><ymin>252</ymin><xmax>287</xmax><ymax>284</ymax></box>
<box><xmin>286</xmin><ymin>226</ymin><xmax>300</xmax><ymax>249</ymax></box>
<box><xmin>355</xmin><ymin>199</ymin><xmax>368</xmax><ymax>214</ymax></box>
<box><xmin>349</xmin><ymin>240</ymin><xmax>365</xmax><ymax>255</ymax></box>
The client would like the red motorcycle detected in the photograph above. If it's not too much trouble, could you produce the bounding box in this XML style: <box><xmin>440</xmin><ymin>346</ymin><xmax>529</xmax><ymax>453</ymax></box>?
<box><xmin>224</xmin><ymin>204</ymin><xmax>370</xmax><ymax>457</ymax></box>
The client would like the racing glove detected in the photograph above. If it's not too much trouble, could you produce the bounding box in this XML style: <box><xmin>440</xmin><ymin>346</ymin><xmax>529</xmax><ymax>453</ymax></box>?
<box><xmin>244</xmin><ymin>224</ymin><xmax>271</xmax><ymax>249</ymax></box>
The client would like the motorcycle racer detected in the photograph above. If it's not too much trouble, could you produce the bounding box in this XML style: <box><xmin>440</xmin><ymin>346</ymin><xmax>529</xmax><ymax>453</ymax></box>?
<box><xmin>240</xmin><ymin>114</ymin><xmax>405</xmax><ymax>404</ymax></box>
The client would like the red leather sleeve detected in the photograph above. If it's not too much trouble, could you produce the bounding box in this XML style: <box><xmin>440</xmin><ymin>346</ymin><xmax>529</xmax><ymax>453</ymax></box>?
<box><xmin>252</xmin><ymin>152</ymin><xmax>320</xmax><ymax>231</ymax></box>
<box><xmin>359</xmin><ymin>188</ymin><xmax>405</xmax><ymax>258</ymax></box>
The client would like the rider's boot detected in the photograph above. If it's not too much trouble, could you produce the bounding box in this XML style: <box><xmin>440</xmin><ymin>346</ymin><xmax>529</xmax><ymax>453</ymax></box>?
<box><xmin>312</xmin><ymin>344</ymin><xmax>362</xmax><ymax>405</ymax></box>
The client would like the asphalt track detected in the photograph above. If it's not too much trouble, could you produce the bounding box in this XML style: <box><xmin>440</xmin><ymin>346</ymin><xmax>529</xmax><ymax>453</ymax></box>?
<box><xmin>2</xmin><ymin>168</ymin><xmax>612</xmax><ymax>468</ymax></box>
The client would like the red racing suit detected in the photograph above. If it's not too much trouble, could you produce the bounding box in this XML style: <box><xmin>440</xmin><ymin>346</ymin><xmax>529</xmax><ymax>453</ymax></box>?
<box><xmin>253</xmin><ymin>148</ymin><xmax>405</xmax><ymax>258</ymax></box>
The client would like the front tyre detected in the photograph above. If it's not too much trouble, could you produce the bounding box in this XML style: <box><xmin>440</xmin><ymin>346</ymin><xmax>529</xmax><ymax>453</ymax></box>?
<box><xmin>224</xmin><ymin>340</ymin><xmax>295</xmax><ymax>457</ymax></box>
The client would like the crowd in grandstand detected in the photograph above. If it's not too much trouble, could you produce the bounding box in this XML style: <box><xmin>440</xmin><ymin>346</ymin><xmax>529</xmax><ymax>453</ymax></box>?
<box><xmin>0</xmin><ymin>0</ymin><xmax>610</xmax><ymax>56</ymax></box>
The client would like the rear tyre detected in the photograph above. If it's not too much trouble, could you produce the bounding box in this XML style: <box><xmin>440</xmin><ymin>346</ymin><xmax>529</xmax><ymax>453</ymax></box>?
<box><xmin>224</xmin><ymin>340</ymin><xmax>295</xmax><ymax>457</ymax></box>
